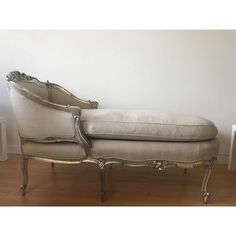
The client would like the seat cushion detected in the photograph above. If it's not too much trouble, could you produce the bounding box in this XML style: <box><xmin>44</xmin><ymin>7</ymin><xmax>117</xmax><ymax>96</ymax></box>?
<box><xmin>22</xmin><ymin>142</ymin><xmax>86</xmax><ymax>160</ymax></box>
<box><xmin>81</xmin><ymin>109</ymin><xmax>218</xmax><ymax>142</ymax></box>
<box><xmin>22</xmin><ymin>139</ymin><xmax>219</xmax><ymax>162</ymax></box>
<box><xmin>91</xmin><ymin>138</ymin><xmax>219</xmax><ymax>162</ymax></box>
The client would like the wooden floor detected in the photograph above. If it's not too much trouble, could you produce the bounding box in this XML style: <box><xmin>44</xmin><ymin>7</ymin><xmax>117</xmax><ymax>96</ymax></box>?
<box><xmin>0</xmin><ymin>155</ymin><xmax>236</xmax><ymax>206</ymax></box>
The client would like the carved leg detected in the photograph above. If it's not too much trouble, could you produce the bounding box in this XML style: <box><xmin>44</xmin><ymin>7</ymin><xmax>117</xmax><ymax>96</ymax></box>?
<box><xmin>98</xmin><ymin>159</ymin><xmax>106</xmax><ymax>202</ymax></box>
<box><xmin>184</xmin><ymin>168</ymin><xmax>187</xmax><ymax>174</ymax></box>
<box><xmin>202</xmin><ymin>159</ymin><xmax>214</xmax><ymax>204</ymax></box>
<box><xmin>20</xmin><ymin>156</ymin><xmax>28</xmax><ymax>196</ymax></box>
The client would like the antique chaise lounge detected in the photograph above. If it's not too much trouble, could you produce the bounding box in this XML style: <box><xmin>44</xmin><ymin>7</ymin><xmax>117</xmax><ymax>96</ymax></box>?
<box><xmin>6</xmin><ymin>71</ymin><xmax>219</xmax><ymax>204</ymax></box>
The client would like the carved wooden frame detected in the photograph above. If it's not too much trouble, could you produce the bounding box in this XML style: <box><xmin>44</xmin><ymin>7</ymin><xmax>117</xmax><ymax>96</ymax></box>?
<box><xmin>20</xmin><ymin>155</ymin><xmax>216</xmax><ymax>204</ymax></box>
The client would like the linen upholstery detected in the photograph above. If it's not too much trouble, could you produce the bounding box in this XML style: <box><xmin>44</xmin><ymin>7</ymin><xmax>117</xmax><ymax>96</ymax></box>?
<box><xmin>8</xmin><ymin>84</ymin><xmax>75</xmax><ymax>140</ymax></box>
<box><xmin>22</xmin><ymin>139</ymin><xmax>219</xmax><ymax>162</ymax></box>
<box><xmin>81</xmin><ymin>109</ymin><xmax>218</xmax><ymax>142</ymax></box>
<box><xmin>22</xmin><ymin>142</ymin><xmax>86</xmax><ymax>160</ymax></box>
<box><xmin>91</xmin><ymin>139</ymin><xmax>219</xmax><ymax>162</ymax></box>
<box><xmin>13</xmin><ymin>78</ymin><xmax>98</xmax><ymax>109</ymax></box>
<box><xmin>50</xmin><ymin>86</ymin><xmax>98</xmax><ymax>109</ymax></box>
<box><xmin>14</xmin><ymin>81</ymin><xmax>49</xmax><ymax>100</ymax></box>
<box><xmin>8</xmin><ymin>72</ymin><xmax>219</xmax><ymax>164</ymax></box>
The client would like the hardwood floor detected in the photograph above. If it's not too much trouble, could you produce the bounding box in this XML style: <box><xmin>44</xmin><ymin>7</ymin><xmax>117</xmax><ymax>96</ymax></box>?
<box><xmin>0</xmin><ymin>155</ymin><xmax>236</xmax><ymax>206</ymax></box>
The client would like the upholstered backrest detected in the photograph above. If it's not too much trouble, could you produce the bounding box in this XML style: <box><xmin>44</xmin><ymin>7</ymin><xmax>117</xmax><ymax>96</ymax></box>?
<box><xmin>7</xmin><ymin>82</ymin><xmax>75</xmax><ymax>140</ymax></box>
<box><xmin>50</xmin><ymin>86</ymin><xmax>77</xmax><ymax>105</ymax></box>
<box><xmin>16</xmin><ymin>81</ymin><xmax>49</xmax><ymax>100</ymax></box>
<box><xmin>6</xmin><ymin>71</ymin><xmax>99</xmax><ymax>109</ymax></box>
<box><xmin>50</xmin><ymin>85</ymin><xmax>98</xmax><ymax>109</ymax></box>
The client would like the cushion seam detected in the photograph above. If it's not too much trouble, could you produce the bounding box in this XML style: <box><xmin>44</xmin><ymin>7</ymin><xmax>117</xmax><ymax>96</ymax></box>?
<box><xmin>85</xmin><ymin>132</ymin><xmax>215</xmax><ymax>139</ymax></box>
<box><xmin>81</xmin><ymin>120</ymin><xmax>215</xmax><ymax>127</ymax></box>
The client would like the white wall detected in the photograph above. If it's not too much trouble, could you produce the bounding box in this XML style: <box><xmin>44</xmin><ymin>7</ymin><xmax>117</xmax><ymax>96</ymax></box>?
<box><xmin>0</xmin><ymin>30</ymin><xmax>236</xmax><ymax>162</ymax></box>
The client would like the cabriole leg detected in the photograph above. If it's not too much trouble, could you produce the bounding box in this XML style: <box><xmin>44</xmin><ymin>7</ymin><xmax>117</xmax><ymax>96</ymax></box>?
<box><xmin>98</xmin><ymin>159</ymin><xmax>106</xmax><ymax>202</ymax></box>
<box><xmin>202</xmin><ymin>159</ymin><xmax>215</xmax><ymax>204</ymax></box>
<box><xmin>20</xmin><ymin>156</ymin><xmax>28</xmax><ymax>196</ymax></box>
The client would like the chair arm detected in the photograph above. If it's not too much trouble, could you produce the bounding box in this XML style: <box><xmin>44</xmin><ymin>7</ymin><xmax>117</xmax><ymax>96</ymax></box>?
<box><xmin>9</xmin><ymin>82</ymin><xmax>92</xmax><ymax>156</ymax></box>
<box><xmin>8</xmin><ymin>82</ymin><xmax>80</xmax><ymax>139</ymax></box>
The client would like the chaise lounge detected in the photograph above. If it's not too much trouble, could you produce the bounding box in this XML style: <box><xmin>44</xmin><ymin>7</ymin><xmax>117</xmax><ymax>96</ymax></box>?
<box><xmin>6</xmin><ymin>71</ymin><xmax>219</xmax><ymax>204</ymax></box>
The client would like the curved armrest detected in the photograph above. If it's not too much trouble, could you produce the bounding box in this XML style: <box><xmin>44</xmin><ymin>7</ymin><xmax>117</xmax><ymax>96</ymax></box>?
<box><xmin>7</xmin><ymin>72</ymin><xmax>92</xmax><ymax>156</ymax></box>
<box><xmin>8</xmin><ymin>82</ymin><xmax>80</xmax><ymax>140</ymax></box>
<box><xmin>11</xmin><ymin>82</ymin><xmax>82</xmax><ymax>115</ymax></box>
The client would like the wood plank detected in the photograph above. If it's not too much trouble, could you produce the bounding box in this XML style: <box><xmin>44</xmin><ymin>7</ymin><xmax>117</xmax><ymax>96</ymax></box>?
<box><xmin>0</xmin><ymin>155</ymin><xmax>235</xmax><ymax>206</ymax></box>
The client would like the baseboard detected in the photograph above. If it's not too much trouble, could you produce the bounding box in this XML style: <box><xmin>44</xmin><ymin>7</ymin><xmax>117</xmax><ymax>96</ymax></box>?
<box><xmin>216</xmin><ymin>154</ymin><xmax>228</xmax><ymax>165</ymax></box>
<box><xmin>7</xmin><ymin>144</ymin><xmax>229</xmax><ymax>165</ymax></box>
<box><xmin>7</xmin><ymin>145</ymin><xmax>21</xmax><ymax>154</ymax></box>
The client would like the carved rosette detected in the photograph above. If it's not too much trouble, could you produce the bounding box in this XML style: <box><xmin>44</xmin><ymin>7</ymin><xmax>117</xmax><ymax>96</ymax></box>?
<box><xmin>98</xmin><ymin>159</ymin><xmax>105</xmax><ymax>170</ymax></box>
<box><xmin>152</xmin><ymin>160</ymin><xmax>166</xmax><ymax>170</ymax></box>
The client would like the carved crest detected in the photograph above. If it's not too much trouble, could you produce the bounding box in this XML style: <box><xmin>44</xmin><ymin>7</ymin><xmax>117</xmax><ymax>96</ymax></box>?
<box><xmin>7</xmin><ymin>71</ymin><xmax>37</xmax><ymax>82</ymax></box>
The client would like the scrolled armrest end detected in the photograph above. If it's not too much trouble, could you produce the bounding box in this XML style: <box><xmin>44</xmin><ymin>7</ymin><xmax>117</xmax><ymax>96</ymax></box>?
<box><xmin>66</xmin><ymin>105</ymin><xmax>82</xmax><ymax>116</ymax></box>
<box><xmin>89</xmin><ymin>101</ymin><xmax>99</xmax><ymax>109</ymax></box>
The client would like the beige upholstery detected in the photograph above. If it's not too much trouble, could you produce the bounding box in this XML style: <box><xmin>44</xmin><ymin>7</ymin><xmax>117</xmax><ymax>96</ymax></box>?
<box><xmin>81</xmin><ymin>109</ymin><xmax>218</xmax><ymax>142</ymax></box>
<box><xmin>8</xmin><ymin>83</ymin><xmax>75</xmax><ymax>140</ymax></box>
<box><xmin>15</xmin><ymin>81</ymin><xmax>49</xmax><ymax>100</ymax></box>
<box><xmin>8</xmin><ymin>78</ymin><xmax>219</xmax><ymax>163</ymax></box>
<box><xmin>51</xmin><ymin>87</ymin><xmax>82</xmax><ymax>107</ymax></box>
<box><xmin>22</xmin><ymin>139</ymin><xmax>219</xmax><ymax>162</ymax></box>
<box><xmin>50</xmin><ymin>86</ymin><xmax>98</xmax><ymax>109</ymax></box>
<box><xmin>22</xmin><ymin>141</ymin><xmax>86</xmax><ymax>160</ymax></box>
<box><xmin>16</xmin><ymin>78</ymin><xmax>98</xmax><ymax>109</ymax></box>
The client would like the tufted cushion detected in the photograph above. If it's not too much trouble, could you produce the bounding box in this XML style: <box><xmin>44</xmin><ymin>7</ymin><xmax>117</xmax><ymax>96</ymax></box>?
<box><xmin>81</xmin><ymin>109</ymin><xmax>218</xmax><ymax>142</ymax></box>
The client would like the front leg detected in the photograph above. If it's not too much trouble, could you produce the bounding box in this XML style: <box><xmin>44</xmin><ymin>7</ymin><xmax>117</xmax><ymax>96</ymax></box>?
<box><xmin>20</xmin><ymin>156</ymin><xmax>29</xmax><ymax>196</ymax></box>
<box><xmin>202</xmin><ymin>159</ymin><xmax>215</xmax><ymax>204</ymax></box>
<box><xmin>98</xmin><ymin>159</ymin><xmax>106</xmax><ymax>202</ymax></box>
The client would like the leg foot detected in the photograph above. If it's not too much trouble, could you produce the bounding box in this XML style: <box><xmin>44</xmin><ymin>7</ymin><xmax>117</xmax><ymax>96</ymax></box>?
<box><xmin>100</xmin><ymin>191</ymin><xmax>105</xmax><ymax>202</ymax></box>
<box><xmin>203</xmin><ymin>192</ymin><xmax>210</xmax><ymax>204</ymax></box>
<box><xmin>20</xmin><ymin>156</ymin><xmax>28</xmax><ymax>196</ymax></box>
<box><xmin>20</xmin><ymin>185</ymin><xmax>26</xmax><ymax>196</ymax></box>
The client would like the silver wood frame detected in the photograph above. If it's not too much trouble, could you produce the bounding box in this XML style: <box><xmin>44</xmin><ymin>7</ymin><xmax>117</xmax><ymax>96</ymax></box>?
<box><xmin>19</xmin><ymin>155</ymin><xmax>216</xmax><ymax>204</ymax></box>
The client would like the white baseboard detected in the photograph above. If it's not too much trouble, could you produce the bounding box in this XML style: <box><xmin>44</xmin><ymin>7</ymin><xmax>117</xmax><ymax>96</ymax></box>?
<box><xmin>7</xmin><ymin>145</ymin><xmax>21</xmax><ymax>154</ymax></box>
<box><xmin>7</xmin><ymin>144</ymin><xmax>229</xmax><ymax>165</ymax></box>
<box><xmin>216</xmin><ymin>154</ymin><xmax>228</xmax><ymax>165</ymax></box>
